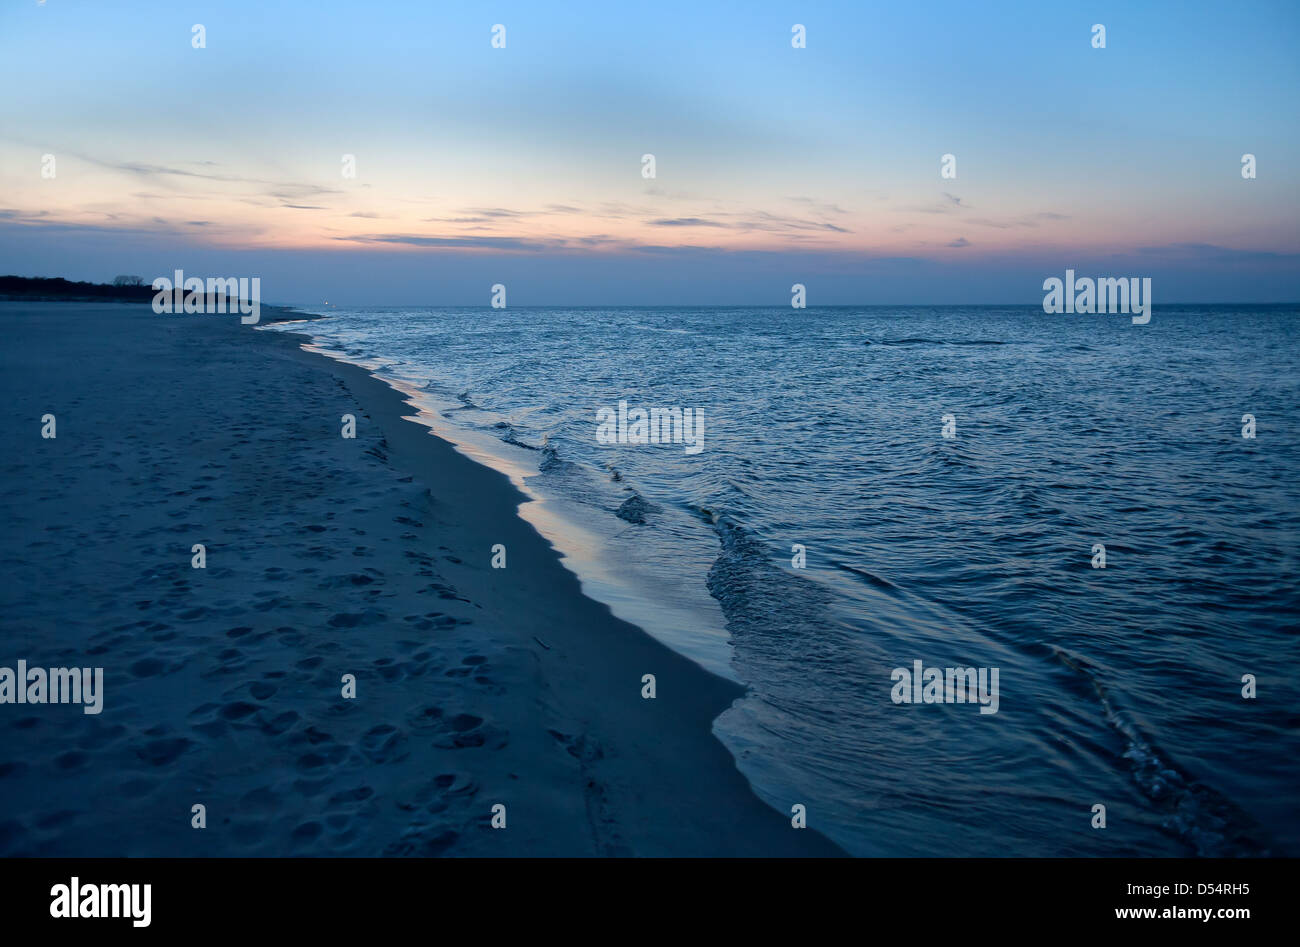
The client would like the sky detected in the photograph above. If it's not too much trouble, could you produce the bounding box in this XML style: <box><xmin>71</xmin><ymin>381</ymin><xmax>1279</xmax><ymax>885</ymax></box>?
<box><xmin>1</xmin><ymin>0</ymin><xmax>1298</xmax><ymax>304</ymax></box>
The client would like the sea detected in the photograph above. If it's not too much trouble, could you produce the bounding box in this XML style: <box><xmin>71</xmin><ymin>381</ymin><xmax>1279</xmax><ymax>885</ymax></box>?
<box><xmin>269</xmin><ymin>304</ymin><xmax>1300</xmax><ymax>857</ymax></box>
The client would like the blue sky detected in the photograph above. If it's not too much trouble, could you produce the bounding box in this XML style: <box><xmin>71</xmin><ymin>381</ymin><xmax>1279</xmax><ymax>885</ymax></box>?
<box><xmin>1</xmin><ymin>0</ymin><xmax>1297</xmax><ymax>303</ymax></box>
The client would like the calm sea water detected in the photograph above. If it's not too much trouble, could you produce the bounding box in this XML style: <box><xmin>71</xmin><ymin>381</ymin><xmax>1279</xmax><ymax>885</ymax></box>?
<box><xmin>274</xmin><ymin>304</ymin><xmax>1300</xmax><ymax>856</ymax></box>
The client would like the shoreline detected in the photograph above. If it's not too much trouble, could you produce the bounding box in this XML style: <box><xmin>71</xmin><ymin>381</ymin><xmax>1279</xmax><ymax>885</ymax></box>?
<box><xmin>274</xmin><ymin>327</ymin><xmax>740</xmax><ymax>682</ymax></box>
<box><xmin>0</xmin><ymin>301</ymin><xmax>843</xmax><ymax>857</ymax></box>
<box><xmin>262</xmin><ymin>314</ymin><xmax>846</xmax><ymax>856</ymax></box>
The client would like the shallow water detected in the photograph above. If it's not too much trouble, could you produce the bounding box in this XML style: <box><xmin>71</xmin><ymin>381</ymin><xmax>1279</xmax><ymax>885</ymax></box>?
<box><xmin>275</xmin><ymin>304</ymin><xmax>1300</xmax><ymax>856</ymax></box>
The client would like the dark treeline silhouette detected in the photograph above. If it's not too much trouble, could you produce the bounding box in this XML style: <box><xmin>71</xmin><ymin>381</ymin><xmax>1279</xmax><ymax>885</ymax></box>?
<box><xmin>0</xmin><ymin>276</ymin><xmax>257</xmax><ymax>311</ymax></box>
<box><xmin>0</xmin><ymin>275</ymin><xmax>157</xmax><ymax>302</ymax></box>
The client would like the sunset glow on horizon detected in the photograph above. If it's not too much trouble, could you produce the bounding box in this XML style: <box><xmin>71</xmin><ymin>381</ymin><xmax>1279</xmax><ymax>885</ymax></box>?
<box><xmin>2</xmin><ymin>0</ymin><xmax>1297</xmax><ymax>303</ymax></box>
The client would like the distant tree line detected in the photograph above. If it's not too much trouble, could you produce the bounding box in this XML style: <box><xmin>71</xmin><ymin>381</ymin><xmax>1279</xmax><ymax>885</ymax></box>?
<box><xmin>0</xmin><ymin>275</ymin><xmax>157</xmax><ymax>302</ymax></box>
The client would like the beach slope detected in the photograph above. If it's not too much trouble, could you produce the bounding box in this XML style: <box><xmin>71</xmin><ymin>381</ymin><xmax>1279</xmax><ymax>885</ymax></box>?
<box><xmin>0</xmin><ymin>301</ymin><xmax>841</xmax><ymax>857</ymax></box>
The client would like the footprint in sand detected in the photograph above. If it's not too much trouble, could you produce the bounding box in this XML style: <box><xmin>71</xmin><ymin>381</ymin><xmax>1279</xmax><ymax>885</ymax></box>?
<box><xmin>295</xmin><ymin>745</ymin><xmax>346</xmax><ymax>772</ymax></box>
<box><xmin>219</xmin><ymin>701</ymin><xmax>259</xmax><ymax>722</ymax></box>
<box><xmin>290</xmin><ymin>821</ymin><xmax>324</xmax><ymax>846</ymax></box>
<box><xmin>0</xmin><ymin>820</ymin><xmax>29</xmax><ymax>855</ymax></box>
<box><xmin>129</xmin><ymin>657</ymin><xmax>167</xmax><ymax>678</ymax></box>
<box><xmin>327</xmin><ymin>785</ymin><xmax>375</xmax><ymax>807</ymax></box>
<box><xmin>430</xmin><ymin>713</ymin><xmax>508</xmax><ymax>750</ymax></box>
<box><xmin>382</xmin><ymin>827</ymin><xmax>458</xmax><ymax>857</ymax></box>
<box><xmin>372</xmin><ymin>657</ymin><xmax>402</xmax><ymax>682</ymax></box>
<box><xmin>327</xmin><ymin>610</ymin><xmax>385</xmax><ymax>628</ymax></box>
<box><xmin>258</xmin><ymin>710</ymin><xmax>298</xmax><ymax>737</ymax></box>
<box><xmin>407</xmin><ymin>705</ymin><xmax>445</xmax><ymax>731</ymax></box>
<box><xmin>54</xmin><ymin>751</ymin><xmax>88</xmax><ymax>771</ymax></box>
<box><xmin>135</xmin><ymin>736</ymin><xmax>193</xmax><ymax>767</ymax></box>
<box><xmin>444</xmin><ymin>654</ymin><xmax>491</xmax><ymax>680</ymax></box>
<box><xmin>359</xmin><ymin>724</ymin><xmax>409</xmax><ymax>764</ymax></box>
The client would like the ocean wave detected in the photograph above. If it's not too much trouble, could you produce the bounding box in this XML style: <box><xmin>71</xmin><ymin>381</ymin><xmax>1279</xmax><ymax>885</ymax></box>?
<box><xmin>493</xmin><ymin>422</ymin><xmax>539</xmax><ymax>450</ymax></box>
<box><xmin>1054</xmin><ymin>648</ymin><xmax>1270</xmax><ymax>856</ymax></box>
<box><xmin>864</xmin><ymin>337</ymin><xmax>1007</xmax><ymax>346</ymax></box>
<box><xmin>615</xmin><ymin>492</ymin><xmax>662</xmax><ymax>524</ymax></box>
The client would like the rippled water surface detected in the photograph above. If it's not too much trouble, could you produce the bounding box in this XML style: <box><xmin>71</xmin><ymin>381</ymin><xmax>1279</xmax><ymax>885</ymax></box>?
<box><xmin>277</xmin><ymin>304</ymin><xmax>1300</xmax><ymax>856</ymax></box>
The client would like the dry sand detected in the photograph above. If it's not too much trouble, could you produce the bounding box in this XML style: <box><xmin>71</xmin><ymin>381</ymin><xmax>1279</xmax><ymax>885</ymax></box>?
<box><xmin>0</xmin><ymin>301</ymin><xmax>842</xmax><ymax>856</ymax></box>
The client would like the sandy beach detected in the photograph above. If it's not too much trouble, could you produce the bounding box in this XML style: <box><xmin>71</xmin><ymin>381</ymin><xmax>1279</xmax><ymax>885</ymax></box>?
<box><xmin>0</xmin><ymin>301</ymin><xmax>841</xmax><ymax>857</ymax></box>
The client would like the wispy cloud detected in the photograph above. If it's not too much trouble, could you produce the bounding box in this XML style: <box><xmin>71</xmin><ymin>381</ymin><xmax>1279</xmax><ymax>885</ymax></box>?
<box><xmin>646</xmin><ymin>210</ymin><xmax>851</xmax><ymax>235</ymax></box>
<box><xmin>968</xmin><ymin>211</ymin><xmax>1070</xmax><ymax>229</ymax></box>
<box><xmin>343</xmin><ymin>234</ymin><xmax>569</xmax><ymax>251</ymax></box>
<box><xmin>788</xmin><ymin>197</ymin><xmax>851</xmax><ymax>215</ymax></box>
<box><xmin>649</xmin><ymin>217</ymin><xmax>729</xmax><ymax>228</ymax></box>
<box><xmin>71</xmin><ymin>153</ymin><xmax>345</xmax><ymax>206</ymax></box>
<box><xmin>907</xmin><ymin>193</ymin><xmax>970</xmax><ymax>215</ymax></box>
<box><xmin>1133</xmin><ymin>242</ymin><xmax>1300</xmax><ymax>264</ymax></box>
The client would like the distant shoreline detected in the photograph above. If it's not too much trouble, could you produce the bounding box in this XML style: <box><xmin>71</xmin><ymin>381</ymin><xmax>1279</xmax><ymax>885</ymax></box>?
<box><xmin>0</xmin><ymin>276</ymin><xmax>308</xmax><ymax>320</ymax></box>
<box><xmin>4</xmin><ymin>280</ymin><xmax>1296</xmax><ymax>309</ymax></box>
